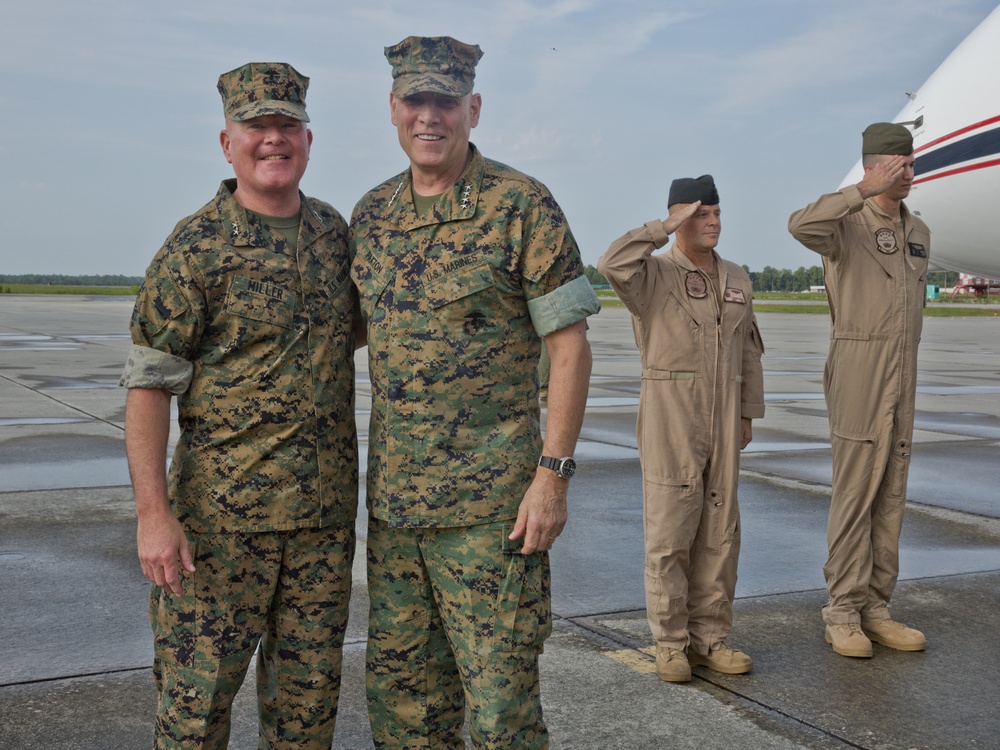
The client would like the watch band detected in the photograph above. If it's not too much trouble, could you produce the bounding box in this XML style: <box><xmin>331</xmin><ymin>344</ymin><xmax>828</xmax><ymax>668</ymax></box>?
<box><xmin>538</xmin><ymin>455</ymin><xmax>576</xmax><ymax>479</ymax></box>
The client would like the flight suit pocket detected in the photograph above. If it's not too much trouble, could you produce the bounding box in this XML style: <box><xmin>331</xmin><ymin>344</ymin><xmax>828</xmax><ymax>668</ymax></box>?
<box><xmin>424</xmin><ymin>262</ymin><xmax>509</xmax><ymax>362</ymax></box>
<box><xmin>492</xmin><ymin>529</ymin><xmax>551</xmax><ymax>653</ymax></box>
<box><xmin>830</xmin><ymin>430</ymin><xmax>878</xmax><ymax>498</ymax></box>
<box><xmin>701</xmin><ymin>489</ymin><xmax>740</xmax><ymax>555</ymax></box>
<box><xmin>888</xmin><ymin>439</ymin><xmax>911</xmax><ymax>497</ymax></box>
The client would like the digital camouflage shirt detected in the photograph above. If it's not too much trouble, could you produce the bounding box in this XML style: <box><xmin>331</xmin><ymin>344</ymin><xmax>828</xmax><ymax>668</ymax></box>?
<box><xmin>350</xmin><ymin>145</ymin><xmax>599</xmax><ymax>528</ymax></box>
<box><xmin>121</xmin><ymin>180</ymin><xmax>359</xmax><ymax>534</ymax></box>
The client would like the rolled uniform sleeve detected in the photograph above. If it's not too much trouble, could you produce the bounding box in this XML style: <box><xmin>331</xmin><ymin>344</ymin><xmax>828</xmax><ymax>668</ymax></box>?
<box><xmin>528</xmin><ymin>275</ymin><xmax>600</xmax><ymax>337</ymax></box>
<box><xmin>119</xmin><ymin>344</ymin><xmax>194</xmax><ymax>394</ymax></box>
<box><xmin>120</xmin><ymin>249</ymin><xmax>206</xmax><ymax>391</ymax></box>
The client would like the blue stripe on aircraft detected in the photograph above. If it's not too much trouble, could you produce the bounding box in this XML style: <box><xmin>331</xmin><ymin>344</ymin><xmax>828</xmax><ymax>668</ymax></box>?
<box><xmin>915</xmin><ymin>127</ymin><xmax>1000</xmax><ymax>176</ymax></box>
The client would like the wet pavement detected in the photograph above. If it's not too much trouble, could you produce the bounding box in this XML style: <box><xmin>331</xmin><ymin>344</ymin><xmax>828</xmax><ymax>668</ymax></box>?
<box><xmin>1</xmin><ymin>295</ymin><xmax>998</xmax><ymax>749</ymax></box>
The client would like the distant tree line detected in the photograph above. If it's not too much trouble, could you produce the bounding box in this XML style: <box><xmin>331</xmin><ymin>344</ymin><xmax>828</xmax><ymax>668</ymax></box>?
<box><xmin>744</xmin><ymin>265</ymin><xmax>824</xmax><ymax>292</ymax></box>
<box><xmin>0</xmin><ymin>274</ymin><xmax>145</xmax><ymax>286</ymax></box>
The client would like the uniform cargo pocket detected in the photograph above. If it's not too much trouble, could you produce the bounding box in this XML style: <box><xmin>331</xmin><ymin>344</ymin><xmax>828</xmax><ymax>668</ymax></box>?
<box><xmin>493</xmin><ymin>526</ymin><xmax>551</xmax><ymax>653</ymax></box>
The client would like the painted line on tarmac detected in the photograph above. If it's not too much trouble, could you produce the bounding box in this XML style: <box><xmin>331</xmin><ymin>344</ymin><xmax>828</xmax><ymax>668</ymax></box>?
<box><xmin>601</xmin><ymin>645</ymin><xmax>657</xmax><ymax>675</ymax></box>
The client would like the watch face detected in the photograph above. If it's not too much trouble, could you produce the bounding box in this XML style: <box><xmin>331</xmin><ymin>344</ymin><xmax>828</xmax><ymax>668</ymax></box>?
<box><xmin>560</xmin><ymin>458</ymin><xmax>577</xmax><ymax>478</ymax></box>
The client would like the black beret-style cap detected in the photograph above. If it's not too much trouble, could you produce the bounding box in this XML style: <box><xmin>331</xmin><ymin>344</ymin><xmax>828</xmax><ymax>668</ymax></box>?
<box><xmin>862</xmin><ymin>122</ymin><xmax>914</xmax><ymax>155</ymax></box>
<box><xmin>668</xmin><ymin>175</ymin><xmax>719</xmax><ymax>207</ymax></box>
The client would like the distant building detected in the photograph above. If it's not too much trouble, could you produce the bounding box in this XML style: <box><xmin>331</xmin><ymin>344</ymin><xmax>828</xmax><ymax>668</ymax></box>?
<box><xmin>951</xmin><ymin>274</ymin><xmax>1000</xmax><ymax>298</ymax></box>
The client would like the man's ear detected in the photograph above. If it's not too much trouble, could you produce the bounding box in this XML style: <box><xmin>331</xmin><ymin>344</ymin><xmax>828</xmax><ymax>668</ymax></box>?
<box><xmin>220</xmin><ymin>127</ymin><xmax>232</xmax><ymax>164</ymax></box>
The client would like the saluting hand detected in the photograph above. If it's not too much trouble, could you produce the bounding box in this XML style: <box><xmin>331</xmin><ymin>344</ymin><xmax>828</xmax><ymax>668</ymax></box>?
<box><xmin>857</xmin><ymin>155</ymin><xmax>907</xmax><ymax>199</ymax></box>
<box><xmin>661</xmin><ymin>200</ymin><xmax>702</xmax><ymax>235</ymax></box>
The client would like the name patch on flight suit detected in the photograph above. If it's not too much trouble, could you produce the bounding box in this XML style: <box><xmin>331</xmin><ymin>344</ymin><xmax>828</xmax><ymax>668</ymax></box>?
<box><xmin>685</xmin><ymin>271</ymin><xmax>708</xmax><ymax>299</ymax></box>
<box><xmin>875</xmin><ymin>228</ymin><xmax>898</xmax><ymax>254</ymax></box>
<box><xmin>908</xmin><ymin>243</ymin><xmax>927</xmax><ymax>258</ymax></box>
<box><xmin>724</xmin><ymin>287</ymin><xmax>747</xmax><ymax>304</ymax></box>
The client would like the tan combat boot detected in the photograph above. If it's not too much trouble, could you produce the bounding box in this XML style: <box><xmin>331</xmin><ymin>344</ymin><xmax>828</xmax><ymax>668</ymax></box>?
<box><xmin>689</xmin><ymin>644</ymin><xmax>753</xmax><ymax>675</ymax></box>
<box><xmin>655</xmin><ymin>647</ymin><xmax>691</xmax><ymax>683</ymax></box>
<box><xmin>825</xmin><ymin>623</ymin><xmax>873</xmax><ymax>658</ymax></box>
<box><xmin>862</xmin><ymin>619</ymin><xmax>927</xmax><ymax>651</ymax></box>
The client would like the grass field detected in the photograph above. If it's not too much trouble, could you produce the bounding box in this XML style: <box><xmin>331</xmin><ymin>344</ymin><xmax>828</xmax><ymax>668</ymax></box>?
<box><xmin>0</xmin><ymin>284</ymin><xmax>139</xmax><ymax>295</ymax></box>
<box><xmin>596</xmin><ymin>290</ymin><xmax>999</xmax><ymax>316</ymax></box>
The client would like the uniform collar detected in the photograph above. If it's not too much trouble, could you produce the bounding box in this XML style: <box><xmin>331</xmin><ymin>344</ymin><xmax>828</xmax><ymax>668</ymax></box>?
<box><xmin>385</xmin><ymin>143</ymin><xmax>484</xmax><ymax>230</ymax></box>
<box><xmin>865</xmin><ymin>196</ymin><xmax>914</xmax><ymax>226</ymax></box>
<box><xmin>666</xmin><ymin>244</ymin><xmax>723</xmax><ymax>276</ymax></box>
<box><xmin>215</xmin><ymin>178</ymin><xmax>331</xmax><ymax>249</ymax></box>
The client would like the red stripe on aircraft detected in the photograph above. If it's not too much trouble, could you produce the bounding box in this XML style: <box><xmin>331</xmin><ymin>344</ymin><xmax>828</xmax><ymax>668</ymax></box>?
<box><xmin>913</xmin><ymin>157</ymin><xmax>1000</xmax><ymax>184</ymax></box>
<box><xmin>915</xmin><ymin>114</ymin><xmax>1000</xmax><ymax>153</ymax></box>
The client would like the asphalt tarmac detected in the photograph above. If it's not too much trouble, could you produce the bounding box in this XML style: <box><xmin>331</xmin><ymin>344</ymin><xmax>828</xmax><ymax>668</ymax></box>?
<box><xmin>1</xmin><ymin>295</ymin><xmax>998</xmax><ymax>749</ymax></box>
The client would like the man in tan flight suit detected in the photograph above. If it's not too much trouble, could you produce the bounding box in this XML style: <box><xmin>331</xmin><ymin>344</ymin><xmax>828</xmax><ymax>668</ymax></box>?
<box><xmin>788</xmin><ymin>122</ymin><xmax>930</xmax><ymax>658</ymax></box>
<box><xmin>599</xmin><ymin>176</ymin><xmax>764</xmax><ymax>683</ymax></box>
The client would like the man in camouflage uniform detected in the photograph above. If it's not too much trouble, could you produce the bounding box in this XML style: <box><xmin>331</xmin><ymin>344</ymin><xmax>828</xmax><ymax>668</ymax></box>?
<box><xmin>350</xmin><ymin>36</ymin><xmax>600</xmax><ymax>749</ymax></box>
<box><xmin>788</xmin><ymin>122</ymin><xmax>929</xmax><ymax>658</ymax></box>
<box><xmin>120</xmin><ymin>62</ymin><xmax>361</xmax><ymax>749</ymax></box>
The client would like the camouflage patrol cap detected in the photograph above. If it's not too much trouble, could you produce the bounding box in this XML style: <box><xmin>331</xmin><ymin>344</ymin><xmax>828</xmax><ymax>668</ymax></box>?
<box><xmin>668</xmin><ymin>175</ymin><xmax>719</xmax><ymax>207</ymax></box>
<box><xmin>385</xmin><ymin>36</ymin><xmax>484</xmax><ymax>98</ymax></box>
<box><xmin>217</xmin><ymin>62</ymin><xmax>310</xmax><ymax>123</ymax></box>
<box><xmin>862</xmin><ymin>122</ymin><xmax>913</xmax><ymax>155</ymax></box>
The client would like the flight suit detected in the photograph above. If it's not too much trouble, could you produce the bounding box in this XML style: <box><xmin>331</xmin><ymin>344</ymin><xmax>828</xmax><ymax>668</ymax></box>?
<box><xmin>598</xmin><ymin>220</ymin><xmax>764</xmax><ymax>654</ymax></box>
<box><xmin>120</xmin><ymin>180</ymin><xmax>359</xmax><ymax>749</ymax></box>
<box><xmin>788</xmin><ymin>184</ymin><xmax>930</xmax><ymax>625</ymax></box>
<box><xmin>350</xmin><ymin>145</ymin><xmax>599</xmax><ymax>749</ymax></box>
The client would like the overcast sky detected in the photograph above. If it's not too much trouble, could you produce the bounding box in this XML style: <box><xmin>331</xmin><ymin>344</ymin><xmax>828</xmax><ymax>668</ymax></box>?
<box><xmin>2</xmin><ymin>0</ymin><xmax>996</xmax><ymax>276</ymax></box>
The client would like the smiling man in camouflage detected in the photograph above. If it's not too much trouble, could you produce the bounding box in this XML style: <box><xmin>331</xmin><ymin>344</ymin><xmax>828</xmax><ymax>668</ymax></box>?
<box><xmin>350</xmin><ymin>36</ymin><xmax>600</xmax><ymax>749</ymax></box>
<box><xmin>121</xmin><ymin>63</ymin><xmax>361</xmax><ymax>748</ymax></box>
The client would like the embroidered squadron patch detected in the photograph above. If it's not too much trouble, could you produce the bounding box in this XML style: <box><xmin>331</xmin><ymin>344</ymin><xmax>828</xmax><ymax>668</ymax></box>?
<box><xmin>724</xmin><ymin>287</ymin><xmax>747</xmax><ymax>304</ymax></box>
<box><xmin>685</xmin><ymin>271</ymin><xmax>708</xmax><ymax>299</ymax></box>
<box><xmin>875</xmin><ymin>228</ymin><xmax>898</xmax><ymax>254</ymax></box>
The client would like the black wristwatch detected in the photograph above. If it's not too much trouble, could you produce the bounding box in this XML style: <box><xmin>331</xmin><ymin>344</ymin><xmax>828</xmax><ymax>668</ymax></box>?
<box><xmin>538</xmin><ymin>455</ymin><xmax>577</xmax><ymax>479</ymax></box>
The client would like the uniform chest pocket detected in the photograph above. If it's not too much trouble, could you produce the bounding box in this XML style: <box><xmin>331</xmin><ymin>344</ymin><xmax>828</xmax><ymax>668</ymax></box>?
<box><xmin>423</xmin><ymin>262</ymin><xmax>509</xmax><ymax>362</ymax></box>
<box><xmin>319</xmin><ymin>271</ymin><xmax>357</xmax><ymax>322</ymax></box>
<box><xmin>352</xmin><ymin>254</ymin><xmax>392</xmax><ymax>322</ymax></box>
<box><xmin>225</xmin><ymin>276</ymin><xmax>298</xmax><ymax>330</ymax></box>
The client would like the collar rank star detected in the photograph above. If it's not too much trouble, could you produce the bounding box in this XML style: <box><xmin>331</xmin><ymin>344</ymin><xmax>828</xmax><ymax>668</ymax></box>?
<box><xmin>539</xmin><ymin>455</ymin><xmax>576</xmax><ymax>479</ymax></box>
